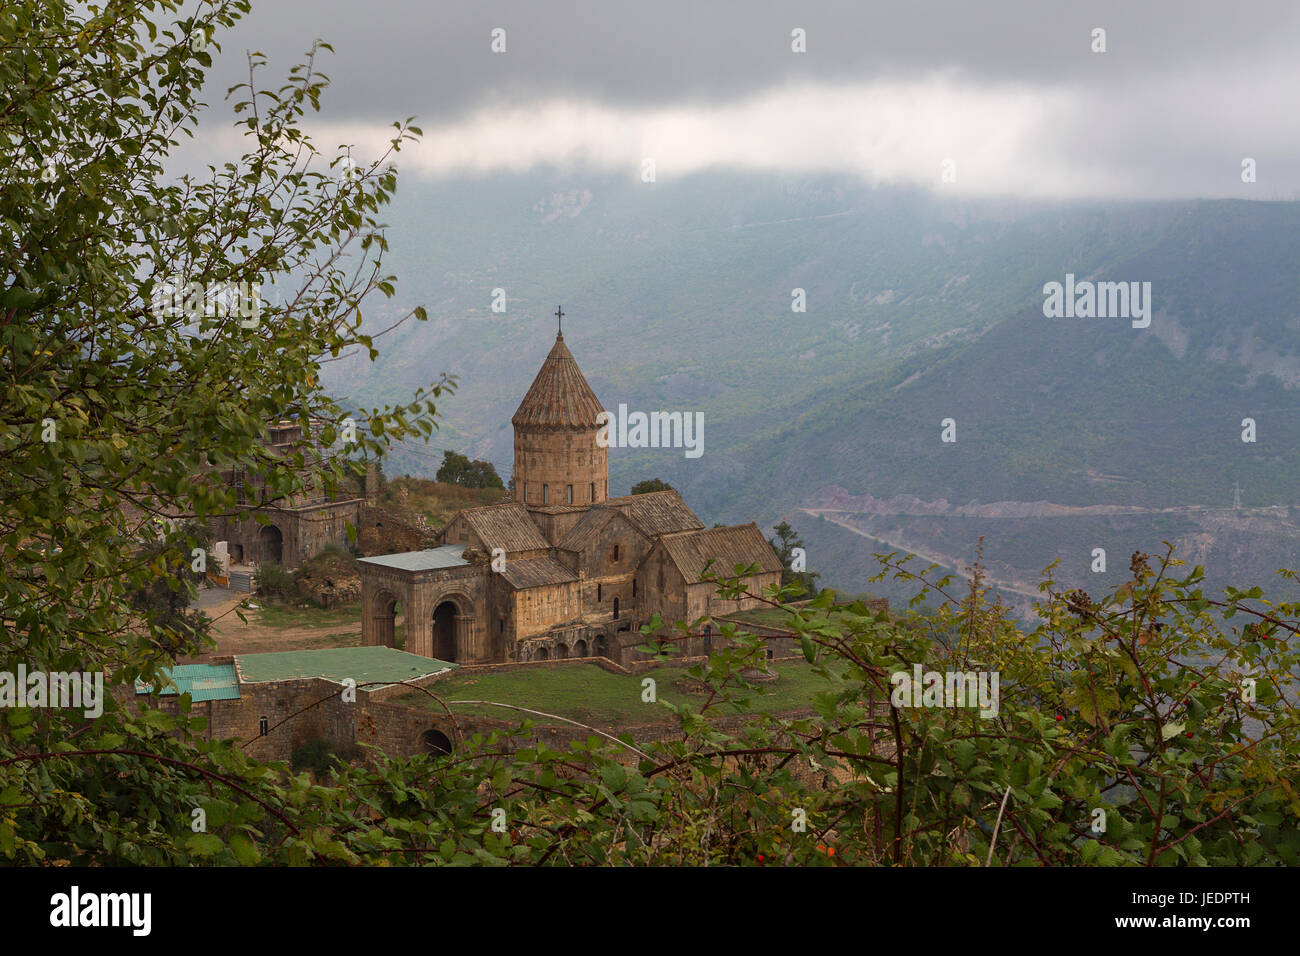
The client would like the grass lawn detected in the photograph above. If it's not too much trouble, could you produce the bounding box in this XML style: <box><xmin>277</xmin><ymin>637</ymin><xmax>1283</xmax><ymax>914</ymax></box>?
<box><xmin>723</xmin><ymin>600</ymin><xmax>892</xmax><ymax>631</ymax></box>
<box><xmin>720</xmin><ymin>607</ymin><xmax>802</xmax><ymax>630</ymax></box>
<box><xmin>394</xmin><ymin>660</ymin><xmax>841</xmax><ymax>729</ymax></box>
<box><xmin>305</xmin><ymin>630</ymin><xmax>365</xmax><ymax>648</ymax></box>
<box><xmin>250</xmin><ymin>602</ymin><xmax>363</xmax><ymax>630</ymax></box>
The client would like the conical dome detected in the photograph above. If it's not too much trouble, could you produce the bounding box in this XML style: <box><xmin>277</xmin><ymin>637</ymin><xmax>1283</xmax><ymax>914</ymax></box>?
<box><xmin>511</xmin><ymin>332</ymin><xmax>606</xmax><ymax>428</ymax></box>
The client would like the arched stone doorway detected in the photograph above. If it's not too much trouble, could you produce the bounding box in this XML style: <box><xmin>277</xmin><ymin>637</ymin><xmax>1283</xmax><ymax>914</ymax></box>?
<box><xmin>594</xmin><ymin>635</ymin><xmax>608</xmax><ymax>658</ymax></box>
<box><xmin>555</xmin><ymin>643</ymin><xmax>569</xmax><ymax>660</ymax></box>
<box><xmin>420</xmin><ymin>728</ymin><xmax>452</xmax><ymax>756</ymax></box>
<box><xmin>257</xmin><ymin>525</ymin><xmax>283</xmax><ymax>564</ymax></box>
<box><xmin>574</xmin><ymin>639</ymin><xmax>588</xmax><ymax>658</ymax></box>
<box><xmin>433</xmin><ymin>600</ymin><xmax>458</xmax><ymax>661</ymax></box>
<box><xmin>534</xmin><ymin>646</ymin><xmax>549</xmax><ymax>661</ymax></box>
<box><xmin>370</xmin><ymin>590</ymin><xmax>405</xmax><ymax>649</ymax></box>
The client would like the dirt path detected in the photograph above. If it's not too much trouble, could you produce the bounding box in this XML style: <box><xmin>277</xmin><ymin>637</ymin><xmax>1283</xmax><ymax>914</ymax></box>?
<box><xmin>191</xmin><ymin>592</ymin><xmax>363</xmax><ymax>660</ymax></box>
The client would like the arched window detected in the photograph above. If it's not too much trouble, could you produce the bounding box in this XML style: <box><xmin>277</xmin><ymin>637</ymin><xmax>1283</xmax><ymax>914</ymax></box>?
<box><xmin>258</xmin><ymin>715</ymin><xmax>268</xmax><ymax>736</ymax></box>
<box><xmin>613</xmin><ymin>597</ymin><xmax>620</xmax><ymax>620</ymax></box>
<box><xmin>567</xmin><ymin>484</ymin><xmax>574</xmax><ymax>504</ymax></box>
<box><xmin>597</xmin><ymin>583</ymin><xmax>603</xmax><ymax>602</ymax></box>
<box><xmin>589</xmin><ymin>481</ymin><xmax>595</xmax><ymax>501</ymax></box>
<box><xmin>542</xmin><ymin>484</ymin><xmax>549</xmax><ymax>504</ymax></box>
<box><xmin>632</xmin><ymin>578</ymin><xmax>637</xmax><ymax>597</ymax></box>
<box><xmin>613</xmin><ymin>543</ymin><xmax>620</xmax><ymax>561</ymax></box>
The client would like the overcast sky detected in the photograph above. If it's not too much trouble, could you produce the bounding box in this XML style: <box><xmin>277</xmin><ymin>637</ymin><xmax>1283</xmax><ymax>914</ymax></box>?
<box><xmin>192</xmin><ymin>0</ymin><xmax>1300</xmax><ymax>199</ymax></box>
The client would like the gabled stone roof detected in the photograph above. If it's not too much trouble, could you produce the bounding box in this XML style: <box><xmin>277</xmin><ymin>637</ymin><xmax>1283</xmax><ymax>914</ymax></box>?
<box><xmin>557</xmin><ymin>506</ymin><xmax>649</xmax><ymax>554</ymax></box>
<box><xmin>499</xmin><ymin>556</ymin><xmax>580</xmax><ymax>590</ymax></box>
<box><xmin>511</xmin><ymin>332</ymin><xmax>606</xmax><ymax>429</ymax></box>
<box><xmin>556</xmin><ymin>506</ymin><xmax>616</xmax><ymax>553</ymax></box>
<box><xmin>603</xmin><ymin>490</ymin><xmax>704</xmax><ymax>537</ymax></box>
<box><xmin>657</xmin><ymin>523</ymin><xmax>783</xmax><ymax>582</ymax></box>
<box><xmin>455</xmin><ymin>501</ymin><xmax>550</xmax><ymax>553</ymax></box>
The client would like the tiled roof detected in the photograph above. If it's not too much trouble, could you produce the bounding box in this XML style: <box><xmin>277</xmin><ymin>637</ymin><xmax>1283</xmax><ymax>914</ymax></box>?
<box><xmin>658</xmin><ymin>523</ymin><xmax>784</xmax><ymax>582</ymax></box>
<box><xmin>457</xmin><ymin>501</ymin><xmax>551</xmax><ymax>552</ymax></box>
<box><xmin>500</xmin><ymin>556</ymin><xmax>580</xmax><ymax>590</ymax></box>
<box><xmin>511</xmin><ymin>333</ymin><xmax>606</xmax><ymax>428</ymax></box>
<box><xmin>358</xmin><ymin>545</ymin><xmax>469</xmax><ymax>572</ymax></box>
<box><xmin>605</xmin><ymin>490</ymin><xmax>704</xmax><ymax>536</ymax></box>
<box><xmin>136</xmin><ymin>664</ymin><xmax>240</xmax><ymax>702</ymax></box>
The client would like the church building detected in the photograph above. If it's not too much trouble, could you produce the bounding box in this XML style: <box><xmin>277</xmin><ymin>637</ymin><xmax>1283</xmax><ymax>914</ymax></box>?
<box><xmin>357</xmin><ymin>327</ymin><xmax>783</xmax><ymax>666</ymax></box>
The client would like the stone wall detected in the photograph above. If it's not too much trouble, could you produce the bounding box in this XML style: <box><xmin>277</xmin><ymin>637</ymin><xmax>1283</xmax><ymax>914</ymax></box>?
<box><xmin>577</xmin><ymin>511</ymin><xmax>644</xmax><ymax>629</ymax></box>
<box><xmin>211</xmin><ymin>498</ymin><xmax>363</xmax><ymax>570</ymax></box>
<box><xmin>510</xmin><ymin>580</ymin><xmax>582</xmax><ymax>642</ymax></box>
<box><xmin>356</xmin><ymin>504</ymin><xmax>436</xmax><ymax>556</ymax></box>
<box><xmin>638</xmin><ymin>545</ymin><xmax>688</xmax><ymax>641</ymax></box>
<box><xmin>118</xmin><ymin>672</ymin><xmax>464</xmax><ymax>763</ymax></box>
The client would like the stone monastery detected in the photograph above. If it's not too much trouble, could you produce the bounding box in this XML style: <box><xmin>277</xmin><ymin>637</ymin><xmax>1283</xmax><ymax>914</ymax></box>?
<box><xmin>358</xmin><ymin>329</ymin><xmax>783</xmax><ymax>666</ymax></box>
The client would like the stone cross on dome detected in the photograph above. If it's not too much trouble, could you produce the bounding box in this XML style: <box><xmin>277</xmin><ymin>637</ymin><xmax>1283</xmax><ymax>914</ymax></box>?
<box><xmin>555</xmin><ymin>305</ymin><xmax>564</xmax><ymax>338</ymax></box>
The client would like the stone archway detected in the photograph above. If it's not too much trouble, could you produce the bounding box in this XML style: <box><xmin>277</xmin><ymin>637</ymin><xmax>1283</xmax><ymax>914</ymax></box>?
<box><xmin>574</xmin><ymin>638</ymin><xmax>588</xmax><ymax>658</ymax></box>
<box><xmin>370</xmin><ymin>590</ymin><xmax>404</xmax><ymax>648</ymax></box>
<box><xmin>257</xmin><ymin>524</ymin><xmax>283</xmax><ymax>564</ymax></box>
<box><xmin>534</xmin><ymin>646</ymin><xmax>550</xmax><ymax>661</ymax></box>
<box><xmin>555</xmin><ymin>643</ymin><xmax>569</xmax><ymax>660</ymax></box>
<box><xmin>420</xmin><ymin>728</ymin><xmax>452</xmax><ymax>756</ymax></box>
<box><xmin>433</xmin><ymin>600</ymin><xmax>458</xmax><ymax>661</ymax></box>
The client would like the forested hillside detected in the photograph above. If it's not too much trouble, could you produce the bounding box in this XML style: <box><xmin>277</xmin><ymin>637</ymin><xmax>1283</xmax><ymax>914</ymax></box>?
<box><xmin>326</xmin><ymin>175</ymin><xmax>1300</xmax><ymax>603</ymax></box>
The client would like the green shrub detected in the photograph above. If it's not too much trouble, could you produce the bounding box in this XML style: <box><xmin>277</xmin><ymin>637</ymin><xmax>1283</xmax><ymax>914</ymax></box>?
<box><xmin>253</xmin><ymin>561</ymin><xmax>297</xmax><ymax>600</ymax></box>
<box><xmin>291</xmin><ymin>738</ymin><xmax>359</xmax><ymax>777</ymax></box>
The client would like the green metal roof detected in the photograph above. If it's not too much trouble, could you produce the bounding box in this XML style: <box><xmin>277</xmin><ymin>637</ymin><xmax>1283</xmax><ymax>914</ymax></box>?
<box><xmin>235</xmin><ymin>646</ymin><xmax>457</xmax><ymax>689</ymax></box>
<box><xmin>358</xmin><ymin>545</ymin><xmax>468</xmax><ymax>572</ymax></box>
<box><xmin>136</xmin><ymin>663</ymin><xmax>241</xmax><ymax>702</ymax></box>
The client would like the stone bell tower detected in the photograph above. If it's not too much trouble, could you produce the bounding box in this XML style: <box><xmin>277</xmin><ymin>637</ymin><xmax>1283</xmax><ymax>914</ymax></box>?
<box><xmin>512</xmin><ymin>311</ymin><xmax>608</xmax><ymax>508</ymax></box>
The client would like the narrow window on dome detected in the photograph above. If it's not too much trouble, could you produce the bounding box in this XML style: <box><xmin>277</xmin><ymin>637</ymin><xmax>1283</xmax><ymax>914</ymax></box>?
<box><xmin>567</xmin><ymin>484</ymin><xmax>573</xmax><ymax>504</ymax></box>
<box><xmin>589</xmin><ymin>481</ymin><xmax>595</xmax><ymax>501</ymax></box>
<box><xmin>543</xmin><ymin>484</ymin><xmax>549</xmax><ymax>504</ymax></box>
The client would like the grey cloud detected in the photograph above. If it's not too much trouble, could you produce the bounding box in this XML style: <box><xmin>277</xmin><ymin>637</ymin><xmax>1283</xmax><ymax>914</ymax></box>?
<box><xmin>204</xmin><ymin>0</ymin><xmax>1300</xmax><ymax>123</ymax></box>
